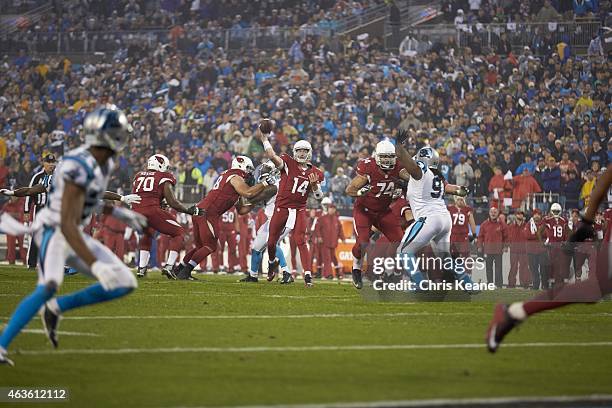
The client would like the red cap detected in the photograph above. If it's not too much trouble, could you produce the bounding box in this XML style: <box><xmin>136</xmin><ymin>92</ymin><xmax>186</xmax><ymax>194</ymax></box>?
<box><xmin>532</xmin><ymin>208</ymin><xmax>542</xmax><ymax>215</ymax></box>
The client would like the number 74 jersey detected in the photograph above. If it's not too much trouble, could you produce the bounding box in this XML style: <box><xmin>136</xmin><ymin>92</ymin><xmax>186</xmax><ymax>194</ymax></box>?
<box><xmin>275</xmin><ymin>153</ymin><xmax>324</xmax><ymax>210</ymax></box>
<box><xmin>406</xmin><ymin>162</ymin><xmax>447</xmax><ymax>219</ymax></box>
<box><xmin>355</xmin><ymin>157</ymin><xmax>402</xmax><ymax>213</ymax></box>
<box><xmin>131</xmin><ymin>170</ymin><xmax>176</xmax><ymax>209</ymax></box>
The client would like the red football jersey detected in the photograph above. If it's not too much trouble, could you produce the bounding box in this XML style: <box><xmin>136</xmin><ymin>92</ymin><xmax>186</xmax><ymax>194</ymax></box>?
<box><xmin>354</xmin><ymin>157</ymin><xmax>402</xmax><ymax>213</ymax></box>
<box><xmin>198</xmin><ymin>168</ymin><xmax>246</xmax><ymax>217</ymax></box>
<box><xmin>543</xmin><ymin>216</ymin><xmax>568</xmax><ymax>243</ymax></box>
<box><xmin>132</xmin><ymin>170</ymin><xmax>176</xmax><ymax>209</ymax></box>
<box><xmin>448</xmin><ymin>205</ymin><xmax>473</xmax><ymax>241</ymax></box>
<box><xmin>604</xmin><ymin>208</ymin><xmax>612</xmax><ymax>243</ymax></box>
<box><xmin>275</xmin><ymin>153</ymin><xmax>324</xmax><ymax>210</ymax></box>
<box><xmin>390</xmin><ymin>197</ymin><xmax>411</xmax><ymax>220</ymax></box>
<box><xmin>220</xmin><ymin>208</ymin><xmax>238</xmax><ymax>232</ymax></box>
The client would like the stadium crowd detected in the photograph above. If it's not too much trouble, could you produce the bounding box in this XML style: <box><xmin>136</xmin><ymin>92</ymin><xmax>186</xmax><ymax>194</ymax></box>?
<box><xmin>0</xmin><ymin>1</ymin><xmax>610</xmax><ymax>285</ymax></box>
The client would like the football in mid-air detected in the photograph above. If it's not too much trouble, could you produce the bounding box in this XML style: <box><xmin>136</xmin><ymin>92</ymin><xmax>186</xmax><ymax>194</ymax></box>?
<box><xmin>259</xmin><ymin>118</ymin><xmax>275</xmax><ymax>134</ymax></box>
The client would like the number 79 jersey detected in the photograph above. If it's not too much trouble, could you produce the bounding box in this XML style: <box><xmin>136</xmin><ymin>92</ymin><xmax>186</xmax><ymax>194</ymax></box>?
<box><xmin>406</xmin><ymin>162</ymin><xmax>447</xmax><ymax>219</ymax></box>
<box><xmin>275</xmin><ymin>153</ymin><xmax>324</xmax><ymax>210</ymax></box>
<box><xmin>131</xmin><ymin>170</ymin><xmax>176</xmax><ymax>209</ymax></box>
<box><xmin>354</xmin><ymin>157</ymin><xmax>402</xmax><ymax>213</ymax></box>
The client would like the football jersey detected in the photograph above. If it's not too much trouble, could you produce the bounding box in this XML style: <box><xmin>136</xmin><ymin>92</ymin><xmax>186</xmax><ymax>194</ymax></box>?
<box><xmin>354</xmin><ymin>157</ymin><xmax>402</xmax><ymax>213</ymax></box>
<box><xmin>448</xmin><ymin>204</ymin><xmax>472</xmax><ymax>240</ymax></box>
<box><xmin>604</xmin><ymin>208</ymin><xmax>612</xmax><ymax>243</ymax></box>
<box><xmin>543</xmin><ymin>216</ymin><xmax>568</xmax><ymax>243</ymax></box>
<box><xmin>220</xmin><ymin>208</ymin><xmax>237</xmax><ymax>232</ymax></box>
<box><xmin>405</xmin><ymin>162</ymin><xmax>447</xmax><ymax>219</ymax></box>
<box><xmin>275</xmin><ymin>153</ymin><xmax>324</xmax><ymax>210</ymax></box>
<box><xmin>198</xmin><ymin>168</ymin><xmax>247</xmax><ymax>217</ymax></box>
<box><xmin>35</xmin><ymin>146</ymin><xmax>114</xmax><ymax>227</ymax></box>
<box><xmin>131</xmin><ymin>170</ymin><xmax>176</xmax><ymax>209</ymax></box>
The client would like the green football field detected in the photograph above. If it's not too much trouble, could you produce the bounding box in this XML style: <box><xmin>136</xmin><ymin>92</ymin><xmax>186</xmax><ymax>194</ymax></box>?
<box><xmin>1</xmin><ymin>266</ymin><xmax>612</xmax><ymax>408</ymax></box>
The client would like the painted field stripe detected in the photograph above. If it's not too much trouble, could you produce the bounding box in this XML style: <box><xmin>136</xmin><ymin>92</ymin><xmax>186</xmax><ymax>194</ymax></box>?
<box><xmin>20</xmin><ymin>329</ymin><xmax>100</xmax><ymax>337</ymax></box>
<box><xmin>172</xmin><ymin>394</ymin><xmax>612</xmax><ymax>408</ymax></box>
<box><xmin>12</xmin><ymin>341</ymin><xmax>612</xmax><ymax>356</ymax></box>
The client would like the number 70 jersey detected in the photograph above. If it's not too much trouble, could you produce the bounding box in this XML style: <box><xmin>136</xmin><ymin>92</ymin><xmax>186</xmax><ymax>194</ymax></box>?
<box><xmin>275</xmin><ymin>153</ymin><xmax>324</xmax><ymax>210</ymax></box>
<box><xmin>406</xmin><ymin>162</ymin><xmax>447</xmax><ymax>219</ymax></box>
<box><xmin>131</xmin><ymin>170</ymin><xmax>176</xmax><ymax>209</ymax></box>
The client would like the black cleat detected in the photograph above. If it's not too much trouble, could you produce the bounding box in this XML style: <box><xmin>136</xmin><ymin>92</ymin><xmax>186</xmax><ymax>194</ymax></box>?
<box><xmin>136</xmin><ymin>267</ymin><xmax>148</xmax><ymax>278</ymax></box>
<box><xmin>0</xmin><ymin>350</ymin><xmax>14</xmax><ymax>367</ymax></box>
<box><xmin>175</xmin><ymin>265</ymin><xmax>190</xmax><ymax>280</ymax></box>
<box><xmin>161</xmin><ymin>265</ymin><xmax>177</xmax><ymax>280</ymax></box>
<box><xmin>280</xmin><ymin>271</ymin><xmax>294</xmax><ymax>284</ymax></box>
<box><xmin>486</xmin><ymin>304</ymin><xmax>520</xmax><ymax>353</ymax></box>
<box><xmin>239</xmin><ymin>275</ymin><xmax>259</xmax><ymax>283</ymax></box>
<box><xmin>351</xmin><ymin>269</ymin><xmax>363</xmax><ymax>289</ymax></box>
<box><xmin>267</xmin><ymin>258</ymin><xmax>280</xmax><ymax>282</ymax></box>
<box><xmin>40</xmin><ymin>304</ymin><xmax>60</xmax><ymax>348</ymax></box>
<box><xmin>304</xmin><ymin>273</ymin><xmax>313</xmax><ymax>287</ymax></box>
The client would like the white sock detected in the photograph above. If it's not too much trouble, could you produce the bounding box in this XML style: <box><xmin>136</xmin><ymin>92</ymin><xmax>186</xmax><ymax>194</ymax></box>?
<box><xmin>0</xmin><ymin>346</ymin><xmax>6</xmax><ymax>354</ymax></box>
<box><xmin>352</xmin><ymin>257</ymin><xmax>363</xmax><ymax>271</ymax></box>
<box><xmin>47</xmin><ymin>298</ymin><xmax>61</xmax><ymax>315</ymax></box>
<box><xmin>249</xmin><ymin>269</ymin><xmax>258</xmax><ymax>278</ymax></box>
<box><xmin>508</xmin><ymin>302</ymin><xmax>527</xmax><ymax>321</ymax></box>
<box><xmin>188</xmin><ymin>260</ymin><xmax>198</xmax><ymax>268</ymax></box>
<box><xmin>138</xmin><ymin>250</ymin><xmax>150</xmax><ymax>268</ymax></box>
<box><xmin>304</xmin><ymin>270</ymin><xmax>312</xmax><ymax>276</ymax></box>
<box><xmin>165</xmin><ymin>250</ymin><xmax>178</xmax><ymax>267</ymax></box>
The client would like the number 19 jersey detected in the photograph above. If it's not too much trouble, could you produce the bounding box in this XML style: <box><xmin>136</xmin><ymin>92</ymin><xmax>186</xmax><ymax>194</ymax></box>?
<box><xmin>131</xmin><ymin>170</ymin><xmax>176</xmax><ymax>209</ymax></box>
<box><xmin>406</xmin><ymin>163</ymin><xmax>447</xmax><ymax>219</ymax></box>
<box><xmin>354</xmin><ymin>157</ymin><xmax>402</xmax><ymax>213</ymax></box>
<box><xmin>275</xmin><ymin>154</ymin><xmax>324</xmax><ymax>210</ymax></box>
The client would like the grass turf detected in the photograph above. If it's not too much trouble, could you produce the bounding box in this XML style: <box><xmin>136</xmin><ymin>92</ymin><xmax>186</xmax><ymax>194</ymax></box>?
<box><xmin>0</xmin><ymin>266</ymin><xmax>611</xmax><ymax>407</ymax></box>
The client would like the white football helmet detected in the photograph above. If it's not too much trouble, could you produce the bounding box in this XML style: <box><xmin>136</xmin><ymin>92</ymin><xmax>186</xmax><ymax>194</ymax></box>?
<box><xmin>293</xmin><ymin>140</ymin><xmax>312</xmax><ymax>164</ymax></box>
<box><xmin>414</xmin><ymin>146</ymin><xmax>439</xmax><ymax>169</ymax></box>
<box><xmin>374</xmin><ymin>140</ymin><xmax>396</xmax><ymax>170</ymax></box>
<box><xmin>147</xmin><ymin>154</ymin><xmax>171</xmax><ymax>172</ymax></box>
<box><xmin>231</xmin><ymin>155</ymin><xmax>255</xmax><ymax>174</ymax></box>
<box><xmin>550</xmin><ymin>202</ymin><xmax>562</xmax><ymax>218</ymax></box>
<box><xmin>321</xmin><ymin>197</ymin><xmax>332</xmax><ymax>207</ymax></box>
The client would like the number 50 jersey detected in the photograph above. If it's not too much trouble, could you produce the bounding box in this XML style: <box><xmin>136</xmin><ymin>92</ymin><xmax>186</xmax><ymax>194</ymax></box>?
<box><xmin>354</xmin><ymin>157</ymin><xmax>402</xmax><ymax>213</ymax></box>
<box><xmin>406</xmin><ymin>162</ymin><xmax>448</xmax><ymax>219</ymax></box>
<box><xmin>275</xmin><ymin>153</ymin><xmax>324</xmax><ymax>210</ymax></box>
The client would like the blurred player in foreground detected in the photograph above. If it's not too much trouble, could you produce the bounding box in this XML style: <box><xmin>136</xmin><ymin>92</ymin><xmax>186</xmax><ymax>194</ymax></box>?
<box><xmin>0</xmin><ymin>106</ymin><xmax>147</xmax><ymax>366</ymax></box>
<box><xmin>486</xmin><ymin>164</ymin><xmax>611</xmax><ymax>353</ymax></box>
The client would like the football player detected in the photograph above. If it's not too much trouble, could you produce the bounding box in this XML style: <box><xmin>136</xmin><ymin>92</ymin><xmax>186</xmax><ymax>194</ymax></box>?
<box><xmin>486</xmin><ymin>164</ymin><xmax>611</xmax><ymax>353</ymax></box>
<box><xmin>394</xmin><ymin>130</ymin><xmax>474</xmax><ymax>289</ymax></box>
<box><xmin>131</xmin><ymin>154</ymin><xmax>202</xmax><ymax>279</ymax></box>
<box><xmin>0</xmin><ymin>106</ymin><xmax>147</xmax><ymax>366</ymax></box>
<box><xmin>543</xmin><ymin>203</ymin><xmax>570</xmax><ymax>285</ymax></box>
<box><xmin>174</xmin><ymin>156</ymin><xmax>275</xmax><ymax>280</ymax></box>
<box><xmin>448</xmin><ymin>195</ymin><xmax>477</xmax><ymax>265</ymax></box>
<box><xmin>240</xmin><ymin>160</ymin><xmax>292</xmax><ymax>283</ymax></box>
<box><xmin>258</xmin><ymin>121</ymin><xmax>325</xmax><ymax>287</ymax></box>
<box><xmin>345</xmin><ymin>140</ymin><xmax>415</xmax><ymax>289</ymax></box>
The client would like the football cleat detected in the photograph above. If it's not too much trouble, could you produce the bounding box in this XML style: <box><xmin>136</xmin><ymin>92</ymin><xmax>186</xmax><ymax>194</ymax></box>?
<box><xmin>280</xmin><ymin>271</ymin><xmax>294</xmax><ymax>284</ymax></box>
<box><xmin>136</xmin><ymin>267</ymin><xmax>147</xmax><ymax>278</ymax></box>
<box><xmin>161</xmin><ymin>265</ymin><xmax>177</xmax><ymax>280</ymax></box>
<box><xmin>239</xmin><ymin>275</ymin><xmax>258</xmax><ymax>283</ymax></box>
<box><xmin>351</xmin><ymin>269</ymin><xmax>363</xmax><ymax>289</ymax></box>
<box><xmin>486</xmin><ymin>304</ymin><xmax>520</xmax><ymax>353</ymax></box>
<box><xmin>0</xmin><ymin>350</ymin><xmax>14</xmax><ymax>367</ymax></box>
<box><xmin>40</xmin><ymin>304</ymin><xmax>60</xmax><ymax>348</ymax></box>
<box><xmin>304</xmin><ymin>273</ymin><xmax>313</xmax><ymax>287</ymax></box>
<box><xmin>267</xmin><ymin>258</ymin><xmax>280</xmax><ymax>282</ymax></box>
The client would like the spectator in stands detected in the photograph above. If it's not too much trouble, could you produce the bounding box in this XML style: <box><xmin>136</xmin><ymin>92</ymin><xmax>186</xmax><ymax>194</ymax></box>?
<box><xmin>329</xmin><ymin>167</ymin><xmax>351</xmax><ymax>208</ymax></box>
<box><xmin>512</xmin><ymin>169</ymin><xmax>542</xmax><ymax>208</ymax></box>
<box><xmin>562</xmin><ymin>170</ymin><xmax>582</xmax><ymax>209</ymax></box>
<box><xmin>541</xmin><ymin>156</ymin><xmax>561</xmax><ymax>195</ymax></box>
<box><xmin>453</xmin><ymin>155</ymin><xmax>474</xmax><ymax>187</ymax></box>
<box><xmin>580</xmin><ymin>169</ymin><xmax>596</xmax><ymax>206</ymax></box>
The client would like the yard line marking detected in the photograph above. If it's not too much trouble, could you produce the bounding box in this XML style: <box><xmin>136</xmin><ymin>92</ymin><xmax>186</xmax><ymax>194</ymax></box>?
<box><xmin>19</xmin><ymin>329</ymin><xmax>100</xmax><ymax>337</ymax></box>
<box><xmin>143</xmin><ymin>292</ymin><xmax>355</xmax><ymax>300</ymax></box>
<box><xmin>168</xmin><ymin>394</ymin><xmax>612</xmax><ymax>408</ymax></box>
<box><xmin>12</xmin><ymin>341</ymin><xmax>612</xmax><ymax>356</ymax></box>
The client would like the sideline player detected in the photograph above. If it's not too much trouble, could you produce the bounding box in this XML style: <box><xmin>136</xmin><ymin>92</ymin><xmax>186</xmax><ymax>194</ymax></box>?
<box><xmin>131</xmin><ymin>154</ymin><xmax>202</xmax><ymax>279</ymax></box>
<box><xmin>258</xmin><ymin>119</ymin><xmax>324</xmax><ymax>287</ymax></box>
<box><xmin>394</xmin><ymin>129</ymin><xmax>473</xmax><ymax>288</ymax></box>
<box><xmin>486</xmin><ymin>164</ymin><xmax>611</xmax><ymax>353</ymax></box>
<box><xmin>0</xmin><ymin>105</ymin><xmax>147</xmax><ymax>366</ymax></box>
<box><xmin>448</xmin><ymin>195</ymin><xmax>477</xmax><ymax>263</ymax></box>
<box><xmin>345</xmin><ymin>140</ymin><xmax>415</xmax><ymax>289</ymax></box>
<box><xmin>240</xmin><ymin>160</ymin><xmax>291</xmax><ymax>283</ymax></box>
<box><xmin>543</xmin><ymin>203</ymin><xmax>570</xmax><ymax>285</ymax></box>
<box><xmin>174</xmin><ymin>156</ymin><xmax>275</xmax><ymax>280</ymax></box>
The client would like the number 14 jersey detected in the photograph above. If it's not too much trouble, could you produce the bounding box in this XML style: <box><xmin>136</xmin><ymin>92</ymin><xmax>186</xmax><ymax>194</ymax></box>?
<box><xmin>275</xmin><ymin>154</ymin><xmax>324</xmax><ymax>210</ymax></box>
<box><xmin>131</xmin><ymin>170</ymin><xmax>176</xmax><ymax>209</ymax></box>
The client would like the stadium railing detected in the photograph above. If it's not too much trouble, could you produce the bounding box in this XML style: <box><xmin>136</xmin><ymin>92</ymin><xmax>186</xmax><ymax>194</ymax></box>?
<box><xmin>0</xmin><ymin>25</ymin><xmax>336</xmax><ymax>54</ymax></box>
<box><xmin>391</xmin><ymin>20</ymin><xmax>601</xmax><ymax>54</ymax></box>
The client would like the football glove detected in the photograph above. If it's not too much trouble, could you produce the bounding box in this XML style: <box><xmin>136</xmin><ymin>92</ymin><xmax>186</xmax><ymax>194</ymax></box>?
<box><xmin>120</xmin><ymin>194</ymin><xmax>142</xmax><ymax>205</ymax></box>
<box><xmin>260</xmin><ymin>174</ymin><xmax>276</xmax><ymax>186</ymax></box>
<box><xmin>392</xmin><ymin>188</ymin><xmax>403</xmax><ymax>199</ymax></box>
<box><xmin>396</xmin><ymin>126</ymin><xmax>410</xmax><ymax>145</ymax></box>
<box><xmin>91</xmin><ymin>261</ymin><xmax>123</xmax><ymax>291</ymax></box>
<box><xmin>357</xmin><ymin>185</ymin><xmax>371</xmax><ymax>197</ymax></box>
<box><xmin>0</xmin><ymin>189</ymin><xmax>14</xmax><ymax>196</ymax></box>
<box><xmin>187</xmin><ymin>206</ymin><xmax>204</xmax><ymax>216</ymax></box>
<box><xmin>456</xmin><ymin>186</ymin><xmax>470</xmax><ymax>197</ymax></box>
<box><xmin>111</xmin><ymin>206</ymin><xmax>148</xmax><ymax>232</ymax></box>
